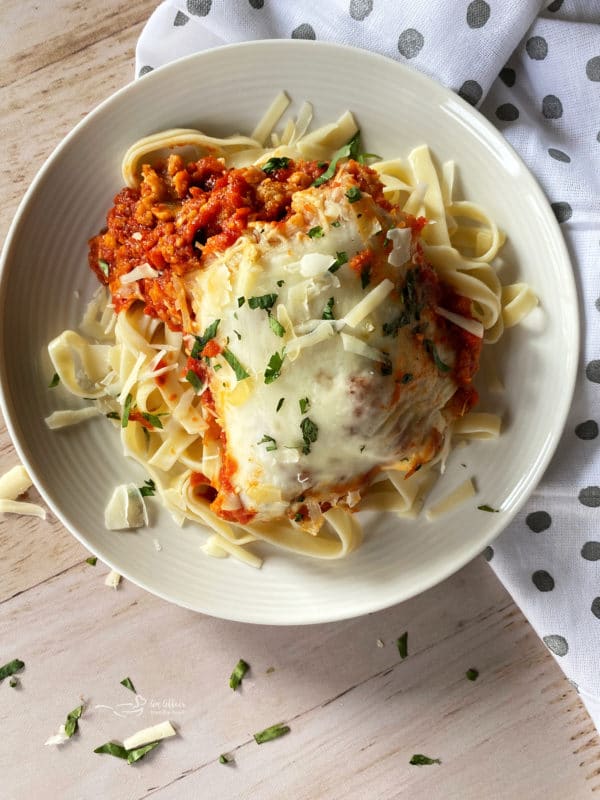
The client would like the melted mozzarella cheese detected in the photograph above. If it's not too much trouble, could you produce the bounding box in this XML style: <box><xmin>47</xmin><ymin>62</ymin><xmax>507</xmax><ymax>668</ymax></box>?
<box><xmin>185</xmin><ymin>171</ymin><xmax>459</xmax><ymax>521</ymax></box>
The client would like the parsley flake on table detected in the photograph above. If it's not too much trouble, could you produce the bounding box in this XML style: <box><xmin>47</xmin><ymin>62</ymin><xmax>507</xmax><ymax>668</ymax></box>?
<box><xmin>466</xmin><ymin>668</ymin><xmax>479</xmax><ymax>682</ymax></box>
<box><xmin>219</xmin><ymin>753</ymin><xmax>233</xmax><ymax>764</ymax></box>
<box><xmin>94</xmin><ymin>740</ymin><xmax>160</xmax><ymax>764</ymax></box>
<box><xmin>85</xmin><ymin>556</ymin><xmax>97</xmax><ymax>566</ymax></box>
<box><xmin>230</xmin><ymin>659</ymin><xmax>250</xmax><ymax>690</ymax></box>
<box><xmin>478</xmin><ymin>504</ymin><xmax>499</xmax><ymax>513</ymax></box>
<box><xmin>0</xmin><ymin>659</ymin><xmax>24</xmax><ymax>682</ymax></box>
<box><xmin>9</xmin><ymin>677</ymin><xmax>18</xmax><ymax>688</ymax></box>
<box><xmin>64</xmin><ymin>705</ymin><xmax>84</xmax><ymax>738</ymax></box>
<box><xmin>396</xmin><ymin>631</ymin><xmax>408</xmax><ymax>659</ymax></box>
<box><xmin>253</xmin><ymin>723</ymin><xmax>291</xmax><ymax>744</ymax></box>
<box><xmin>120</xmin><ymin>676</ymin><xmax>137</xmax><ymax>693</ymax></box>
<box><xmin>410</xmin><ymin>754</ymin><xmax>441</xmax><ymax>766</ymax></box>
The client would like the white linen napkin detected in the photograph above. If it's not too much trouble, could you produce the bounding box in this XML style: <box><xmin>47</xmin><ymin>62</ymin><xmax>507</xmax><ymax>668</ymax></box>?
<box><xmin>136</xmin><ymin>0</ymin><xmax>600</xmax><ymax>726</ymax></box>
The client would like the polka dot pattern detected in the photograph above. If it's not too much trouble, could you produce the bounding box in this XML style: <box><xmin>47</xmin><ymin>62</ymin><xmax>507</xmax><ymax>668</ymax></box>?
<box><xmin>592</xmin><ymin>598</ymin><xmax>600</xmax><ymax>619</ymax></box>
<box><xmin>526</xmin><ymin>511</ymin><xmax>552</xmax><ymax>533</ymax></box>
<box><xmin>496</xmin><ymin>103</ymin><xmax>519</xmax><ymax>122</ymax></box>
<box><xmin>292</xmin><ymin>23</ymin><xmax>316</xmax><ymax>40</ymax></box>
<box><xmin>551</xmin><ymin>201</ymin><xmax>572</xmax><ymax>223</ymax></box>
<box><xmin>349</xmin><ymin>0</ymin><xmax>373</xmax><ymax>21</ymax></box>
<box><xmin>575</xmin><ymin>420</ymin><xmax>598</xmax><ymax>440</ymax></box>
<box><xmin>581</xmin><ymin>541</ymin><xmax>600</xmax><ymax>561</ymax></box>
<box><xmin>187</xmin><ymin>0</ymin><xmax>212</xmax><ymax>15</ymax></box>
<box><xmin>547</xmin><ymin>0</ymin><xmax>564</xmax><ymax>10</ymax></box>
<box><xmin>579</xmin><ymin>486</ymin><xmax>600</xmax><ymax>508</ymax></box>
<box><xmin>542</xmin><ymin>95</ymin><xmax>563</xmax><ymax>119</ymax></box>
<box><xmin>138</xmin><ymin>65</ymin><xmax>153</xmax><ymax>77</ymax></box>
<box><xmin>548</xmin><ymin>148</ymin><xmax>571</xmax><ymax>163</ymax></box>
<box><xmin>174</xmin><ymin>10</ymin><xmax>189</xmax><ymax>26</ymax></box>
<box><xmin>398</xmin><ymin>29</ymin><xmax>424</xmax><ymax>59</ymax></box>
<box><xmin>526</xmin><ymin>36</ymin><xmax>548</xmax><ymax>60</ymax></box>
<box><xmin>483</xmin><ymin>546</ymin><xmax>494</xmax><ymax>562</ymax></box>
<box><xmin>466</xmin><ymin>0</ymin><xmax>490</xmax><ymax>29</ymax></box>
<box><xmin>499</xmin><ymin>67</ymin><xmax>516</xmax><ymax>87</ymax></box>
<box><xmin>586</xmin><ymin>57</ymin><xmax>600</xmax><ymax>82</ymax></box>
<box><xmin>586</xmin><ymin>360</ymin><xmax>600</xmax><ymax>383</ymax></box>
<box><xmin>532</xmin><ymin>570</ymin><xmax>555</xmax><ymax>591</ymax></box>
<box><xmin>249</xmin><ymin>0</ymin><xmax>264</xmax><ymax>7</ymax></box>
<box><xmin>458</xmin><ymin>80</ymin><xmax>483</xmax><ymax>106</ymax></box>
<box><xmin>543</xmin><ymin>635</ymin><xmax>568</xmax><ymax>657</ymax></box>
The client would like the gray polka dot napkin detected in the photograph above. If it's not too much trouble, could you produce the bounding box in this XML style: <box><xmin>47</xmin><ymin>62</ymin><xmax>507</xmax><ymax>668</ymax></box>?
<box><xmin>136</xmin><ymin>0</ymin><xmax>600</xmax><ymax>726</ymax></box>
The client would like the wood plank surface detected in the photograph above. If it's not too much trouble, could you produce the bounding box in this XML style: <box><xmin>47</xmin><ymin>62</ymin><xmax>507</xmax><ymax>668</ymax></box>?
<box><xmin>0</xmin><ymin>2</ymin><xmax>598</xmax><ymax>798</ymax></box>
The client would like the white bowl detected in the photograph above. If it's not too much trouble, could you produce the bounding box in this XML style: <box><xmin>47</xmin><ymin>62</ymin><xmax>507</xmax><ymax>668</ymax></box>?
<box><xmin>0</xmin><ymin>41</ymin><xmax>578</xmax><ymax>624</ymax></box>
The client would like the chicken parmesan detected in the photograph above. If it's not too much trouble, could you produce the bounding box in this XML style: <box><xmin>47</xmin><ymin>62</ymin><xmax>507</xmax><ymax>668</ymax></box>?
<box><xmin>47</xmin><ymin>100</ymin><xmax>537</xmax><ymax>565</ymax></box>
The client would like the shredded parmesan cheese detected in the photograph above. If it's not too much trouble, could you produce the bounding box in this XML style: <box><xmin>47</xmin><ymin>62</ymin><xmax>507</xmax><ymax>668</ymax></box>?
<box><xmin>122</xmin><ymin>720</ymin><xmax>177</xmax><ymax>751</ymax></box>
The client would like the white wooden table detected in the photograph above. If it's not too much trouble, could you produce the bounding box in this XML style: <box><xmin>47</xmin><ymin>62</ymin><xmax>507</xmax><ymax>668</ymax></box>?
<box><xmin>1</xmin><ymin>2</ymin><xmax>599</xmax><ymax>798</ymax></box>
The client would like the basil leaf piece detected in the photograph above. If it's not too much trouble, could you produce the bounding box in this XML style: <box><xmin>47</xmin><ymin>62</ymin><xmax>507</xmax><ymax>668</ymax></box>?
<box><xmin>300</xmin><ymin>417</ymin><xmax>319</xmax><ymax>455</ymax></box>
<box><xmin>9</xmin><ymin>677</ymin><xmax>18</xmax><ymax>688</ymax></box>
<box><xmin>328</xmin><ymin>251</ymin><xmax>348</xmax><ymax>273</ymax></box>
<box><xmin>248</xmin><ymin>293</ymin><xmax>278</xmax><ymax>311</ymax></box>
<box><xmin>466</xmin><ymin>668</ymin><xmax>479</xmax><ymax>681</ymax></box>
<box><xmin>253</xmin><ymin>723</ymin><xmax>291</xmax><ymax>744</ymax></box>
<box><xmin>308</xmin><ymin>226</ymin><xmax>324</xmax><ymax>239</ymax></box>
<box><xmin>299</xmin><ymin>397</ymin><xmax>310</xmax><ymax>414</ymax></box>
<box><xmin>94</xmin><ymin>741</ymin><xmax>129</xmax><ymax>759</ymax></box>
<box><xmin>140</xmin><ymin>412</ymin><xmax>163</xmax><ymax>430</ymax></box>
<box><xmin>346</xmin><ymin>186</ymin><xmax>362</xmax><ymax>203</ymax></box>
<box><xmin>191</xmin><ymin>319</ymin><xmax>220</xmax><ymax>359</ymax></box>
<box><xmin>410</xmin><ymin>754</ymin><xmax>441</xmax><ymax>766</ymax></box>
<box><xmin>264</xmin><ymin>350</ymin><xmax>285</xmax><ymax>384</ymax></box>
<box><xmin>312</xmin><ymin>132</ymin><xmax>362</xmax><ymax>187</ymax></box>
<box><xmin>139</xmin><ymin>479</ymin><xmax>156</xmax><ymax>497</ymax></box>
<box><xmin>0</xmin><ymin>659</ymin><xmax>25</xmax><ymax>682</ymax></box>
<box><xmin>269</xmin><ymin>315</ymin><xmax>285</xmax><ymax>338</ymax></box>
<box><xmin>237</xmin><ymin>296</ymin><xmax>245</xmax><ymax>307</ymax></box>
<box><xmin>222</xmin><ymin>349</ymin><xmax>250</xmax><ymax>381</ymax></box>
<box><xmin>127</xmin><ymin>741</ymin><xmax>160</xmax><ymax>764</ymax></box>
<box><xmin>219</xmin><ymin>753</ymin><xmax>233</xmax><ymax>764</ymax></box>
<box><xmin>322</xmin><ymin>297</ymin><xmax>335</xmax><ymax>320</ymax></box>
<box><xmin>396</xmin><ymin>631</ymin><xmax>408</xmax><ymax>659</ymax></box>
<box><xmin>478</xmin><ymin>504</ymin><xmax>499</xmax><ymax>512</ymax></box>
<box><xmin>106</xmin><ymin>411</ymin><xmax>120</xmax><ymax>420</ymax></box>
<box><xmin>424</xmin><ymin>339</ymin><xmax>451</xmax><ymax>373</ymax></box>
<box><xmin>48</xmin><ymin>372</ymin><xmax>60</xmax><ymax>388</ymax></box>
<box><xmin>98</xmin><ymin>259</ymin><xmax>110</xmax><ymax>277</ymax></box>
<box><xmin>120</xmin><ymin>676</ymin><xmax>137</xmax><ymax>693</ymax></box>
<box><xmin>276</xmin><ymin>279</ymin><xmax>285</xmax><ymax>287</ymax></box>
<box><xmin>257</xmin><ymin>435</ymin><xmax>277</xmax><ymax>452</ymax></box>
<box><xmin>121</xmin><ymin>393</ymin><xmax>133</xmax><ymax>428</ymax></box>
<box><xmin>185</xmin><ymin>369</ymin><xmax>203</xmax><ymax>393</ymax></box>
<box><xmin>229</xmin><ymin>658</ymin><xmax>250</xmax><ymax>690</ymax></box>
<box><xmin>86</xmin><ymin>556</ymin><xmax>97</xmax><ymax>566</ymax></box>
<box><xmin>262</xmin><ymin>156</ymin><xmax>291</xmax><ymax>174</ymax></box>
<box><xmin>276</xmin><ymin>397</ymin><xmax>285</xmax><ymax>413</ymax></box>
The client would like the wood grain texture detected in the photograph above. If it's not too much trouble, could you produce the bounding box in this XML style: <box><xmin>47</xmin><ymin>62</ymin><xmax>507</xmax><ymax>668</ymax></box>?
<box><xmin>0</xmin><ymin>2</ymin><xmax>598</xmax><ymax>799</ymax></box>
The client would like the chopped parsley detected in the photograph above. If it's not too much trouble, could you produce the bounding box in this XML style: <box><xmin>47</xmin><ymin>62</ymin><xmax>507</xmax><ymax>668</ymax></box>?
<box><xmin>466</xmin><ymin>668</ymin><xmax>479</xmax><ymax>681</ymax></box>
<box><xmin>382</xmin><ymin>312</ymin><xmax>410</xmax><ymax>337</ymax></box>
<box><xmin>139</xmin><ymin>479</ymin><xmax>156</xmax><ymax>497</ymax></box>
<box><xmin>300</xmin><ymin>417</ymin><xmax>319</xmax><ymax>455</ymax></box>
<box><xmin>257</xmin><ymin>434</ymin><xmax>277</xmax><ymax>452</ymax></box>
<box><xmin>396</xmin><ymin>631</ymin><xmax>408</xmax><ymax>659</ymax></box>
<box><xmin>312</xmin><ymin>131</ymin><xmax>363</xmax><ymax>187</ymax></box>
<box><xmin>140</xmin><ymin>412</ymin><xmax>164</xmax><ymax>430</ymax></box>
<box><xmin>9</xmin><ymin>677</ymin><xmax>18</xmax><ymax>688</ymax></box>
<box><xmin>424</xmin><ymin>339</ymin><xmax>451</xmax><ymax>373</ymax></box>
<box><xmin>238</xmin><ymin>296</ymin><xmax>245</xmax><ymax>307</ymax></box>
<box><xmin>478</xmin><ymin>504</ymin><xmax>499</xmax><ymax>512</ymax></box>
<box><xmin>121</xmin><ymin>393</ymin><xmax>133</xmax><ymax>428</ymax></box>
<box><xmin>222</xmin><ymin>348</ymin><xmax>250</xmax><ymax>381</ymax></box>
<box><xmin>346</xmin><ymin>186</ymin><xmax>362</xmax><ymax>203</ymax></box>
<box><xmin>64</xmin><ymin>705</ymin><xmax>84</xmax><ymax>738</ymax></box>
<box><xmin>86</xmin><ymin>556</ymin><xmax>97</xmax><ymax>566</ymax></box>
<box><xmin>191</xmin><ymin>319</ymin><xmax>221</xmax><ymax>359</ymax></box>
<box><xmin>48</xmin><ymin>372</ymin><xmax>60</xmax><ymax>388</ymax></box>
<box><xmin>253</xmin><ymin>723</ymin><xmax>291</xmax><ymax>744</ymax></box>
<box><xmin>120</xmin><ymin>676</ymin><xmax>137</xmax><ymax>693</ymax></box>
<box><xmin>106</xmin><ymin>411</ymin><xmax>120</xmax><ymax>420</ymax></box>
<box><xmin>269</xmin><ymin>315</ymin><xmax>285</xmax><ymax>338</ymax></box>
<box><xmin>219</xmin><ymin>754</ymin><xmax>233</xmax><ymax>764</ymax></box>
<box><xmin>276</xmin><ymin>397</ymin><xmax>285</xmax><ymax>413</ymax></box>
<box><xmin>322</xmin><ymin>297</ymin><xmax>335</xmax><ymax>320</ymax></box>
<box><xmin>264</xmin><ymin>350</ymin><xmax>285</xmax><ymax>384</ymax></box>
<box><xmin>261</xmin><ymin>156</ymin><xmax>291</xmax><ymax>174</ymax></box>
<box><xmin>276</xmin><ymin>279</ymin><xmax>285</xmax><ymax>287</ymax></box>
<box><xmin>98</xmin><ymin>259</ymin><xmax>109</xmax><ymax>277</ymax></box>
<box><xmin>308</xmin><ymin>225</ymin><xmax>324</xmax><ymax>239</ymax></box>
<box><xmin>331</xmin><ymin>220</ymin><xmax>341</xmax><ymax>228</ymax></box>
<box><xmin>299</xmin><ymin>397</ymin><xmax>310</xmax><ymax>414</ymax></box>
<box><xmin>328</xmin><ymin>251</ymin><xmax>348</xmax><ymax>273</ymax></box>
<box><xmin>248</xmin><ymin>293</ymin><xmax>278</xmax><ymax>312</ymax></box>
<box><xmin>185</xmin><ymin>369</ymin><xmax>203</xmax><ymax>393</ymax></box>
<box><xmin>410</xmin><ymin>754</ymin><xmax>441</xmax><ymax>766</ymax></box>
<box><xmin>94</xmin><ymin>740</ymin><xmax>160</xmax><ymax>764</ymax></box>
<box><xmin>0</xmin><ymin>659</ymin><xmax>24</xmax><ymax>682</ymax></box>
<box><xmin>229</xmin><ymin>658</ymin><xmax>250</xmax><ymax>691</ymax></box>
